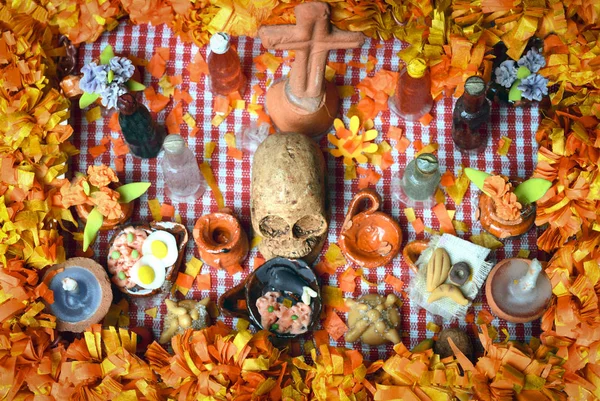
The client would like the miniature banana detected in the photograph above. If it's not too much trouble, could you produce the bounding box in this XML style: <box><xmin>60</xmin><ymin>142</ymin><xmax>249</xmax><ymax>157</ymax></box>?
<box><xmin>426</xmin><ymin>248</ymin><xmax>451</xmax><ymax>292</ymax></box>
<box><xmin>427</xmin><ymin>284</ymin><xmax>469</xmax><ymax>305</ymax></box>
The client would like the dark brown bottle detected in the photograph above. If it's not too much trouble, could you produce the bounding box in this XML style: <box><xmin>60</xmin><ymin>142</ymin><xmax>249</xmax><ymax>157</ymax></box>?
<box><xmin>117</xmin><ymin>94</ymin><xmax>165</xmax><ymax>159</ymax></box>
<box><xmin>451</xmin><ymin>76</ymin><xmax>490</xmax><ymax>153</ymax></box>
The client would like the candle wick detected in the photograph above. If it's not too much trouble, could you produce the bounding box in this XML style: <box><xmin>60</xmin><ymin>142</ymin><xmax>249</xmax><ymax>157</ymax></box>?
<box><xmin>62</xmin><ymin>277</ymin><xmax>79</xmax><ymax>292</ymax></box>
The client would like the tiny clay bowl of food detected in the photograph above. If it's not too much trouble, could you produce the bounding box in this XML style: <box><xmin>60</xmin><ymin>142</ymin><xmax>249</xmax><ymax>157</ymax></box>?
<box><xmin>219</xmin><ymin>257</ymin><xmax>322</xmax><ymax>338</ymax></box>
<box><xmin>75</xmin><ymin>183</ymin><xmax>135</xmax><ymax>231</ymax></box>
<box><xmin>106</xmin><ymin>221</ymin><xmax>188</xmax><ymax>297</ymax></box>
<box><xmin>477</xmin><ymin>190</ymin><xmax>536</xmax><ymax>240</ymax></box>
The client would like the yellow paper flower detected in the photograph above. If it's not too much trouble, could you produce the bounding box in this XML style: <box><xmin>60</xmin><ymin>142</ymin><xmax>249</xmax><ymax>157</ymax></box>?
<box><xmin>328</xmin><ymin>115</ymin><xmax>379</xmax><ymax>166</ymax></box>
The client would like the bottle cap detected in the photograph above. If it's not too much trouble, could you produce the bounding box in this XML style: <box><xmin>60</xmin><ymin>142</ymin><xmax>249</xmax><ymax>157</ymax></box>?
<box><xmin>416</xmin><ymin>153</ymin><xmax>439</xmax><ymax>174</ymax></box>
<box><xmin>407</xmin><ymin>58</ymin><xmax>427</xmax><ymax>78</ymax></box>
<box><xmin>210</xmin><ymin>32</ymin><xmax>230</xmax><ymax>55</ymax></box>
<box><xmin>162</xmin><ymin>134</ymin><xmax>186</xmax><ymax>155</ymax></box>
<box><xmin>464</xmin><ymin>76</ymin><xmax>486</xmax><ymax>96</ymax></box>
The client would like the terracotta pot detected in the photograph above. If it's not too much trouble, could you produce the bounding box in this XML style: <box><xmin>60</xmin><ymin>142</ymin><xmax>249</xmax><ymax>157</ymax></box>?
<box><xmin>338</xmin><ymin>189</ymin><xmax>402</xmax><ymax>268</ymax></box>
<box><xmin>486</xmin><ymin>258</ymin><xmax>552</xmax><ymax>323</ymax></box>
<box><xmin>75</xmin><ymin>182</ymin><xmax>134</xmax><ymax>231</ymax></box>
<box><xmin>193</xmin><ymin>208</ymin><xmax>249</xmax><ymax>270</ymax></box>
<box><xmin>402</xmin><ymin>239</ymin><xmax>430</xmax><ymax>273</ymax></box>
<box><xmin>477</xmin><ymin>183</ymin><xmax>536</xmax><ymax>239</ymax></box>
<box><xmin>219</xmin><ymin>257</ymin><xmax>322</xmax><ymax>339</ymax></box>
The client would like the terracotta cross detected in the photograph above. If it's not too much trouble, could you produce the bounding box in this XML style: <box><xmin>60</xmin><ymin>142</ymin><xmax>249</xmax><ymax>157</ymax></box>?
<box><xmin>258</xmin><ymin>2</ymin><xmax>364</xmax><ymax>100</ymax></box>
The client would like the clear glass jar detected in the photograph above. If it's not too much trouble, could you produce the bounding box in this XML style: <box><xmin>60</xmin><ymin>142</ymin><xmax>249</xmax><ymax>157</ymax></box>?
<box><xmin>393</xmin><ymin>153</ymin><xmax>441</xmax><ymax>207</ymax></box>
<box><xmin>161</xmin><ymin>135</ymin><xmax>206</xmax><ymax>202</ymax></box>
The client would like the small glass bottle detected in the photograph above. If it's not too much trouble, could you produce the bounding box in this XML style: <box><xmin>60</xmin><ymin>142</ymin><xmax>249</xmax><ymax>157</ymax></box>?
<box><xmin>394</xmin><ymin>153</ymin><xmax>441</xmax><ymax>207</ymax></box>
<box><xmin>207</xmin><ymin>33</ymin><xmax>247</xmax><ymax>97</ymax></box>
<box><xmin>389</xmin><ymin>58</ymin><xmax>433</xmax><ymax>121</ymax></box>
<box><xmin>161</xmin><ymin>134</ymin><xmax>206</xmax><ymax>202</ymax></box>
<box><xmin>451</xmin><ymin>76</ymin><xmax>491</xmax><ymax>153</ymax></box>
<box><xmin>117</xmin><ymin>94</ymin><xmax>165</xmax><ymax>159</ymax></box>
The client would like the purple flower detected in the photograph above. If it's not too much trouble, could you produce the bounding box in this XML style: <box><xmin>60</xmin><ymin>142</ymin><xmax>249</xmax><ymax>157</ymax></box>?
<box><xmin>99</xmin><ymin>82</ymin><xmax>127</xmax><ymax>110</ymax></box>
<box><xmin>517</xmin><ymin>73</ymin><xmax>548</xmax><ymax>101</ymax></box>
<box><xmin>494</xmin><ymin>60</ymin><xmax>517</xmax><ymax>88</ymax></box>
<box><xmin>109</xmin><ymin>57</ymin><xmax>135</xmax><ymax>84</ymax></box>
<box><xmin>518</xmin><ymin>49</ymin><xmax>546</xmax><ymax>73</ymax></box>
<box><xmin>80</xmin><ymin>62</ymin><xmax>108</xmax><ymax>93</ymax></box>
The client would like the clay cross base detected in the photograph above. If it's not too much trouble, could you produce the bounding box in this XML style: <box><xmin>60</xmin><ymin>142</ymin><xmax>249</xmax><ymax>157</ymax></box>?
<box><xmin>265</xmin><ymin>77</ymin><xmax>339</xmax><ymax>137</ymax></box>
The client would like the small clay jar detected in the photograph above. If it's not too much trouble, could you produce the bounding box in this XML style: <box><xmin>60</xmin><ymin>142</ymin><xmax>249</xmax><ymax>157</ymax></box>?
<box><xmin>486</xmin><ymin>258</ymin><xmax>552</xmax><ymax>323</ymax></box>
<box><xmin>193</xmin><ymin>208</ymin><xmax>249</xmax><ymax>270</ymax></box>
<box><xmin>339</xmin><ymin>189</ymin><xmax>402</xmax><ymax>268</ymax></box>
<box><xmin>402</xmin><ymin>239</ymin><xmax>430</xmax><ymax>273</ymax></box>
<box><xmin>75</xmin><ymin>185</ymin><xmax>134</xmax><ymax>231</ymax></box>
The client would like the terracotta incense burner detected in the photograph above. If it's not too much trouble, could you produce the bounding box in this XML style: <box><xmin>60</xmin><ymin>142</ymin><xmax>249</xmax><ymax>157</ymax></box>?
<box><xmin>258</xmin><ymin>3</ymin><xmax>364</xmax><ymax>137</ymax></box>
<box><xmin>339</xmin><ymin>189</ymin><xmax>402</xmax><ymax>268</ymax></box>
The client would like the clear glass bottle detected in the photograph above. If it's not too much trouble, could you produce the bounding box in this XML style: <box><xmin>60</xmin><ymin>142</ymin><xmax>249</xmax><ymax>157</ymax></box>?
<box><xmin>452</xmin><ymin>76</ymin><xmax>491</xmax><ymax>153</ymax></box>
<box><xmin>161</xmin><ymin>135</ymin><xmax>206</xmax><ymax>202</ymax></box>
<box><xmin>207</xmin><ymin>33</ymin><xmax>247</xmax><ymax>97</ymax></box>
<box><xmin>393</xmin><ymin>153</ymin><xmax>441</xmax><ymax>207</ymax></box>
<box><xmin>389</xmin><ymin>58</ymin><xmax>433</xmax><ymax>121</ymax></box>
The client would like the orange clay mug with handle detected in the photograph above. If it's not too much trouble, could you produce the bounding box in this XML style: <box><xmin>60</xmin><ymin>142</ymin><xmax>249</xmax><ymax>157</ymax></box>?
<box><xmin>193</xmin><ymin>208</ymin><xmax>249</xmax><ymax>272</ymax></box>
<box><xmin>338</xmin><ymin>189</ymin><xmax>403</xmax><ymax>268</ymax></box>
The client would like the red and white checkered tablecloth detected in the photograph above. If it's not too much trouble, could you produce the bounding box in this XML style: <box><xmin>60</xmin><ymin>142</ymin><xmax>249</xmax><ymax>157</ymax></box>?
<box><xmin>71</xmin><ymin>21</ymin><xmax>541</xmax><ymax>361</ymax></box>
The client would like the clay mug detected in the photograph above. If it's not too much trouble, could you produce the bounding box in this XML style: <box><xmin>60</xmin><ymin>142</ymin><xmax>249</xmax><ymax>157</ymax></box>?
<box><xmin>218</xmin><ymin>257</ymin><xmax>322</xmax><ymax>338</ymax></box>
<box><xmin>402</xmin><ymin>239</ymin><xmax>430</xmax><ymax>273</ymax></box>
<box><xmin>338</xmin><ymin>189</ymin><xmax>403</xmax><ymax>268</ymax></box>
<box><xmin>193</xmin><ymin>208</ymin><xmax>249</xmax><ymax>270</ymax></box>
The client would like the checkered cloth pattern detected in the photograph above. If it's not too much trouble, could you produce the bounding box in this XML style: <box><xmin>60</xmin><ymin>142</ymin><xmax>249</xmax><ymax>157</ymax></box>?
<box><xmin>71</xmin><ymin>22</ymin><xmax>541</xmax><ymax>361</ymax></box>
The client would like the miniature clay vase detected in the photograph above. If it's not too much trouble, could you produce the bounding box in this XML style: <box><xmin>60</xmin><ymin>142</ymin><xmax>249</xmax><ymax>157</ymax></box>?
<box><xmin>338</xmin><ymin>189</ymin><xmax>402</xmax><ymax>268</ymax></box>
<box><xmin>193</xmin><ymin>208</ymin><xmax>249</xmax><ymax>270</ymax></box>
<box><xmin>486</xmin><ymin>258</ymin><xmax>552</xmax><ymax>323</ymax></box>
<box><xmin>402</xmin><ymin>239</ymin><xmax>430</xmax><ymax>273</ymax></box>
<box><xmin>477</xmin><ymin>190</ymin><xmax>536</xmax><ymax>240</ymax></box>
<box><xmin>219</xmin><ymin>257</ymin><xmax>322</xmax><ymax>338</ymax></box>
<box><xmin>42</xmin><ymin>257</ymin><xmax>112</xmax><ymax>332</ymax></box>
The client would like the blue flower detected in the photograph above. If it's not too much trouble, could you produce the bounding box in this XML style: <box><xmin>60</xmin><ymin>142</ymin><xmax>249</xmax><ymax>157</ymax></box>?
<box><xmin>109</xmin><ymin>57</ymin><xmax>135</xmax><ymax>84</ymax></box>
<box><xmin>80</xmin><ymin>62</ymin><xmax>108</xmax><ymax>93</ymax></box>
<box><xmin>494</xmin><ymin>60</ymin><xmax>517</xmax><ymax>88</ymax></box>
<box><xmin>518</xmin><ymin>49</ymin><xmax>546</xmax><ymax>73</ymax></box>
<box><xmin>99</xmin><ymin>82</ymin><xmax>127</xmax><ymax>110</ymax></box>
<box><xmin>517</xmin><ymin>73</ymin><xmax>548</xmax><ymax>101</ymax></box>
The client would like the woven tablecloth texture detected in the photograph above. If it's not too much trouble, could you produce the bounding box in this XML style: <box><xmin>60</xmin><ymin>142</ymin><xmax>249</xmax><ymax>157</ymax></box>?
<box><xmin>71</xmin><ymin>22</ymin><xmax>541</xmax><ymax>361</ymax></box>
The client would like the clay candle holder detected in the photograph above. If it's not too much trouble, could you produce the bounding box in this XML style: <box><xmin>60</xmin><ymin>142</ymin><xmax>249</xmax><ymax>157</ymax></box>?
<box><xmin>193</xmin><ymin>208</ymin><xmax>249</xmax><ymax>271</ymax></box>
<box><xmin>402</xmin><ymin>239</ymin><xmax>430</xmax><ymax>273</ymax></box>
<box><xmin>258</xmin><ymin>3</ymin><xmax>364</xmax><ymax>137</ymax></box>
<box><xmin>339</xmin><ymin>189</ymin><xmax>402</xmax><ymax>268</ymax></box>
<box><xmin>43</xmin><ymin>257</ymin><xmax>112</xmax><ymax>332</ymax></box>
<box><xmin>486</xmin><ymin>258</ymin><xmax>552</xmax><ymax>323</ymax></box>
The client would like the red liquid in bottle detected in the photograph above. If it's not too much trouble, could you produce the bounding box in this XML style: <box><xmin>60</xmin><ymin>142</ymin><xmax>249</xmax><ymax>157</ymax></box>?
<box><xmin>389</xmin><ymin>58</ymin><xmax>433</xmax><ymax>121</ymax></box>
<box><xmin>452</xmin><ymin>76</ymin><xmax>491</xmax><ymax>153</ymax></box>
<box><xmin>207</xmin><ymin>33</ymin><xmax>247</xmax><ymax>97</ymax></box>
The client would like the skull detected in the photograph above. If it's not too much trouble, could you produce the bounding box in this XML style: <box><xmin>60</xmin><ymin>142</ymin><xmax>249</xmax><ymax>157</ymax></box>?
<box><xmin>251</xmin><ymin>132</ymin><xmax>328</xmax><ymax>263</ymax></box>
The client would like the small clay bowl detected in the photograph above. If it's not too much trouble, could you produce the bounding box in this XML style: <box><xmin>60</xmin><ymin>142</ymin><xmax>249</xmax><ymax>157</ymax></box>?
<box><xmin>402</xmin><ymin>239</ymin><xmax>430</xmax><ymax>273</ymax></box>
<box><xmin>339</xmin><ymin>189</ymin><xmax>402</xmax><ymax>268</ymax></box>
<box><xmin>219</xmin><ymin>257</ymin><xmax>322</xmax><ymax>339</ymax></box>
<box><xmin>486</xmin><ymin>258</ymin><xmax>552</xmax><ymax>323</ymax></box>
<box><xmin>107</xmin><ymin>221</ymin><xmax>188</xmax><ymax>297</ymax></box>
<box><xmin>193</xmin><ymin>208</ymin><xmax>249</xmax><ymax>270</ymax></box>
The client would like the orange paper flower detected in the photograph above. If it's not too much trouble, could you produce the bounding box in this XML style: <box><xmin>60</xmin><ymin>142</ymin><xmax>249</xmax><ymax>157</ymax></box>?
<box><xmin>60</xmin><ymin>176</ymin><xmax>90</xmax><ymax>208</ymax></box>
<box><xmin>87</xmin><ymin>164</ymin><xmax>118</xmax><ymax>188</ymax></box>
<box><xmin>90</xmin><ymin>187</ymin><xmax>122</xmax><ymax>220</ymax></box>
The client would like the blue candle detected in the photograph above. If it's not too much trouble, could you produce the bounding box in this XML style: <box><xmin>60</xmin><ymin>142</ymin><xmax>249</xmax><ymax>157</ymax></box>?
<box><xmin>48</xmin><ymin>267</ymin><xmax>102</xmax><ymax>323</ymax></box>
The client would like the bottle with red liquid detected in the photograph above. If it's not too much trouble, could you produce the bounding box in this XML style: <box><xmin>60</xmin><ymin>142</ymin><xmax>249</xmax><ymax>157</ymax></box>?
<box><xmin>451</xmin><ymin>76</ymin><xmax>491</xmax><ymax>153</ymax></box>
<box><xmin>389</xmin><ymin>58</ymin><xmax>433</xmax><ymax>121</ymax></box>
<box><xmin>207</xmin><ymin>33</ymin><xmax>247</xmax><ymax>96</ymax></box>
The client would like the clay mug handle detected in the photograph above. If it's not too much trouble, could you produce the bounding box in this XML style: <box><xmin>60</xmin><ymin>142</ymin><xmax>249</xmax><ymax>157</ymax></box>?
<box><xmin>218</xmin><ymin>280</ymin><xmax>250</xmax><ymax>319</ymax></box>
<box><xmin>342</xmin><ymin>188</ymin><xmax>382</xmax><ymax>230</ymax></box>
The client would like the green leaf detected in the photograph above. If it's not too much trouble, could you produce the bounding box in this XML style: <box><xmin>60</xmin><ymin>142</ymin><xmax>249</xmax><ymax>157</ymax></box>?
<box><xmin>82</xmin><ymin>181</ymin><xmax>90</xmax><ymax>196</ymax></box>
<box><xmin>83</xmin><ymin>207</ymin><xmax>104</xmax><ymax>252</ymax></box>
<box><xmin>508</xmin><ymin>81</ymin><xmax>522</xmax><ymax>102</ymax></box>
<box><xmin>79</xmin><ymin>92</ymin><xmax>100</xmax><ymax>109</ymax></box>
<box><xmin>116</xmin><ymin>182</ymin><xmax>151</xmax><ymax>203</ymax></box>
<box><xmin>514</xmin><ymin>178</ymin><xmax>552</xmax><ymax>205</ymax></box>
<box><xmin>516</xmin><ymin>66</ymin><xmax>531</xmax><ymax>79</ymax></box>
<box><xmin>100</xmin><ymin>45</ymin><xmax>115</xmax><ymax>65</ymax></box>
<box><xmin>107</xmin><ymin>69</ymin><xmax>114</xmax><ymax>83</ymax></box>
<box><xmin>126</xmin><ymin>79</ymin><xmax>146</xmax><ymax>92</ymax></box>
<box><xmin>464</xmin><ymin>168</ymin><xmax>491</xmax><ymax>192</ymax></box>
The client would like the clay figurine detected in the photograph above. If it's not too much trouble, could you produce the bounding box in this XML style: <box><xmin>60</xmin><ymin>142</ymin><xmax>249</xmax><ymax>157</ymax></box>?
<box><xmin>338</xmin><ymin>189</ymin><xmax>402</xmax><ymax>268</ymax></box>
<box><xmin>219</xmin><ymin>257</ymin><xmax>322</xmax><ymax>338</ymax></box>
<box><xmin>159</xmin><ymin>298</ymin><xmax>210</xmax><ymax>344</ymax></box>
<box><xmin>345</xmin><ymin>294</ymin><xmax>401</xmax><ymax>346</ymax></box>
<box><xmin>193</xmin><ymin>208</ymin><xmax>249</xmax><ymax>271</ymax></box>
<box><xmin>43</xmin><ymin>258</ymin><xmax>112</xmax><ymax>332</ymax></box>
<box><xmin>107</xmin><ymin>222</ymin><xmax>188</xmax><ymax>297</ymax></box>
<box><xmin>486</xmin><ymin>258</ymin><xmax>552</xmax><ymax>323</ymax></box>
<box><xmin>258</xmin><ymin>2</ymin><xmax>364</xmax><ymax>137</ymax></box>
<box><xmin>251</xmin><ymin>132</ymin><xmax>328</xmax><ymax>263</ymax></box>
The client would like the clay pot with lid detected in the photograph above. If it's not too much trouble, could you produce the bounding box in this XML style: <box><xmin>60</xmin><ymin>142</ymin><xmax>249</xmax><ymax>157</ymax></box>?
<box><xmin>477</xmin><ymin>179</ymin><xmax>536</xmax><ymax>240</ymax></box>
<box><xmin>193</xmin><ymin>208</ymin><xmax>249</xmax><ymax>270</ymax></box>
<box><xmin>338</xmin><ymin>189</ymin><xmax>403</xmax><ymax>268</ymax></box>
<box><xmin>75</xmin><ymin>184</ymin><xmax>134</xmax><ymax>231</ymax></box>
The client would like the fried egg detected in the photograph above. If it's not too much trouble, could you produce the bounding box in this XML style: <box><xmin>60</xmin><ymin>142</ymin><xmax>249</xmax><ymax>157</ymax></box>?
<box><xmin>129</xmin><ymin>255</ymin><xmax>166</xmax><ymax>290</ymax></box>
<box><xmin>142</xmin><ymin>231</ymin><xmax>178</xmax><ymax>267</ymax></box>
